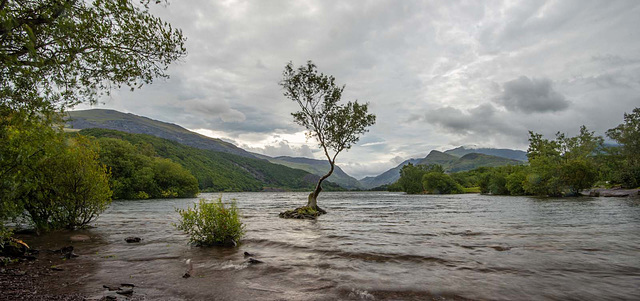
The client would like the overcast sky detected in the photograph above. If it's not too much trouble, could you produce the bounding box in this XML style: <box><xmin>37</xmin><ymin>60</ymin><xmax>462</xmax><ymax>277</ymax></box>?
<box><xmin>76</xmin><ymin>0</ymin><xmax>640</xmax><ymax>179</ymax></box>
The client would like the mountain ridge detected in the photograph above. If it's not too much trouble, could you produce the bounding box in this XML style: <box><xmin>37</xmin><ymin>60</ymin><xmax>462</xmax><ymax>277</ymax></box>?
<box><xmin>66</xmin><ymin>109</ymin><xmax>255</xmax><ymax>158</ymax></box>
<box><xmin>359</xmin><ymin>149</ymin><xmax>525</xmax><ymax>189</ymax></box>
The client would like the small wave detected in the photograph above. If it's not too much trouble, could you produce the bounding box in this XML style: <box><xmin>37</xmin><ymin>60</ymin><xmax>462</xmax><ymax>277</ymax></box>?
<box><xmin>217</xmin><ymin>260</ymin><xmax>249</xmax><ymax>271</ymax></box>
<box><xmin>243</xmin><ymin>238</ymin><xmax>453</xmax><ymax>265</ymax></box>
<box><xmin>348</xmin><ymin>288</ymin><xmax>375</xmax><ymax>300</ymax></box>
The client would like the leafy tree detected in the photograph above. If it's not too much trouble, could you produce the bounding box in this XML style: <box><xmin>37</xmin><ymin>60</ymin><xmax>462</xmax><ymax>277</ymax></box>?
<box><xmin>422</xmin><ymin>172</ymin><xmax>464</xmax><ymax>194</ymax></box>
<box><xmin>560</xmin><ymin>159</ymin><xmax>599</xmax><ymax>195</ymax></box>
<box><xmin>0</xmin><ymin>112</ymin><xmax>63</xmax><ymax>235</ymax></box>
<box><xmin>504</xmin><ymin>168</ymin><xmax>527</xmax><ymax>196</ymax></box>
<box><xmin>397</xmin><ymin>163</ymin><xmax>426</xmax><ymax>194</ymax></box>
<box><xmin>152</xmin><ymin>158</ymin><xmax>199</xmax><ymax>198</ymax></box>
<box><xmin>47</xmin><ymin>136</ymin><xmax>112</xmax><ymax>229</ymax></box>
<box><xmin>606</xmin><ymin>107</ymin><xmax>640</xmax><ymax>188</ymax></box>
<box><xmin>280</xmin><ymin>61</ymin><xmax>375</xmax><ymax>214</ymax></box>
<box><xmin>0</xmin><ymin>0</ymin><xmax>186</xmax><ymax>114</ymax></box>
<box><xmin>525</xmin><ymin>126</ymin><xmax>603</xmax><ymax>196</ymax></box>
<box><xmin>10</xmin><ymin>132</ymin><xmax>112</xmax><ymax>232</ymax></box>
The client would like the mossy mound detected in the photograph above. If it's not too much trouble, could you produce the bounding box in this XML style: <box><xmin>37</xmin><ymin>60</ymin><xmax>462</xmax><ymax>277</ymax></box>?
<box><xmin>279</xmin><ymin>206</ymin><xmax>326</xmax><ymax>219</ymax></box>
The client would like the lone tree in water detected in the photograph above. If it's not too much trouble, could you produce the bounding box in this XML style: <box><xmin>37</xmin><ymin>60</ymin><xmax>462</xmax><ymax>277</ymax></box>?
<box><xmin>279</xmin><ymin>61</ymin><xmax>376</xmax><ymax>219</ymax></box>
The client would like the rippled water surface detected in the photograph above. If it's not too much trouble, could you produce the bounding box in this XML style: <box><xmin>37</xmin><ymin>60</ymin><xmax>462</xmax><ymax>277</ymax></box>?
<box><xmin>48</xmin><ymin>192</ymin><xmax>640</xmax><ymax>300</ymax></box>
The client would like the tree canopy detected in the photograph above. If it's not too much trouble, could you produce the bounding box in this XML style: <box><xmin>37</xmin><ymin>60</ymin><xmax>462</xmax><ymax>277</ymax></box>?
<box><xmin>0</xmin><ymin>0</ymin><xmax>186</xmax><ymax>114</ymax></box>
<box><xmin>280</xmin><ymin>61</ymin><xmax>375</xmax><ymax>214</ymax></box>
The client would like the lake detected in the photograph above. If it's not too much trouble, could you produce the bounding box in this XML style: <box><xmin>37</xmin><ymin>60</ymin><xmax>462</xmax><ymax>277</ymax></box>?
<box><xmin>30</xmin><ymin>192</ymin><xmax>640</xmax><ymax>300</ymax></box>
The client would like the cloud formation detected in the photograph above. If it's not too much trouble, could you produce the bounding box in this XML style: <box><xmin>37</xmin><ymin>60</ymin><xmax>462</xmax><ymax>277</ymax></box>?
<box><xmin>495</xmin><ymin>76</ymin><xmax>570</xmax><ymax>113</ymax></box>
<box><xmin>75</xmin><ymin>0</ymin><xmax>640</xmax><ymax>178</ymax></box>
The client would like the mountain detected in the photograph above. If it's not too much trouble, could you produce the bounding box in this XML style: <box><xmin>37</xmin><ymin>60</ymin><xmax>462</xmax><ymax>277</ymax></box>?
<box><xmin>444</xmin><ymin>146</ymin><xmax>528</xmax><ymax>162</ymax></box>
<box><xmin>417</xmin><ymin>150</ymin><xmax>458</xmax><ymax>166</ymax></box>
<box><xmin>359</xmin><ymin>158</ymin><xmax>422</xmax><ymax>189</ymax></box>
<box><xmin>446</xmin><ymin>153</ymin><xmax>524</xmax><ymax>172</ymax></box>
<box><xmin>258</xmin><ymin>155</ymin><xmax>363</xmax><ymax>190</ymax></box>
<box><xmin>66</xmin><ymin>109</ymin><xmax>254</xmax><ymax>158</ymax></box>
<box><xmin>360</xmin><ymin>149</ymin><xmax>525</xmax><ymax>189</ymax></box>
<box><xmin>80</xmin><ymin>128</ymin><xmax>343</xmax><ymax>192</ymax></box>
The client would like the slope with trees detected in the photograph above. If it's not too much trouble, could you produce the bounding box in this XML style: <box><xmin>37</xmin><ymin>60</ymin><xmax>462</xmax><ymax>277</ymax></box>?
<box><xmin>67</xmin><ymin>109</ymin><xmax>255</xmax><ymax>158</ymax></box>
<box><xmin>81</xmin><ymin>128</ymin><xmax>343</xmax><ymax>193</ymax></box>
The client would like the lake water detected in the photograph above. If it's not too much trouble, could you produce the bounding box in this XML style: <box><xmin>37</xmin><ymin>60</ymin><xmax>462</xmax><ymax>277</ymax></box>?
<box><xmin>34</xmin><ymin>192</ymin><xmax>640</xmax><ymax>300</ymax></box>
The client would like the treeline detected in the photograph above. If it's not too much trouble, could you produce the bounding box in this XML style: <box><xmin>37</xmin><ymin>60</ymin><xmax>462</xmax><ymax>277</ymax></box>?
<box><xmin>392</xmin><ymin>108</ymin><xmax>640</xmax><ymax>196</ymax></box>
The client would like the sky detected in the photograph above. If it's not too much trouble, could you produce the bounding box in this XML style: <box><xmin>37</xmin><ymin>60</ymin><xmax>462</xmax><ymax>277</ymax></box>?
<box><xmin>76</xmin><ymin>0</ymin><xmax>640</xmax><ymax>179</ymax></box>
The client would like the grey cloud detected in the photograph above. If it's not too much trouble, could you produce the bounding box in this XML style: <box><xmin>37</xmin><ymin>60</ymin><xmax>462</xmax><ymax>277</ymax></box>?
<box><xmin>496</xmin><ymin>76</ymin><xmax>570</xmax><ymax>113</ymax></box>
<box><xmin>391</xmin><ymin>156</ymin><xmax>405</xmax><ymax>165</ymax></box>
<box><xmin>182</xmin><ymin>98</ymin><xmax>246</xmax><ymax>122</ymax></box>
<box><xmin>423</xmin><ymin>103</ymin><xmax>522</xmax><ymax>138</ymax></box>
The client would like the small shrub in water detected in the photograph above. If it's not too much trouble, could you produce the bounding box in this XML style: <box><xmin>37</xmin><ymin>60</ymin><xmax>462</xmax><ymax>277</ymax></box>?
<box><xmin>174</xmin><ymin>198</ymin><xmax>245</xmax><ymax>246</ymax></box>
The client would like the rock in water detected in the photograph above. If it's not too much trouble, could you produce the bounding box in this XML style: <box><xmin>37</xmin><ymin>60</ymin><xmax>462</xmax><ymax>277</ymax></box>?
<box><xmin>125</xmin><ymin>237</ymin><xmax>142</xmax><ymax>243</ymax></box>
<box><xmin>70</xmin><ymin>235</ymin><xmax>91</xmax><ymax>242</ymax></box>
<box><xmin>243</xmin><ymin>251</ymin><xmax>254</xmax><ymax>257</ymax></box>
<box><xmin>248</xmin><ymin>258</ymin><xmax>263</xmax><ymax>264</ymax></box>
<box><xmin>279</xmin><ymin>206</ymin><xmax>326</xmax><ymax>219</ymax></box>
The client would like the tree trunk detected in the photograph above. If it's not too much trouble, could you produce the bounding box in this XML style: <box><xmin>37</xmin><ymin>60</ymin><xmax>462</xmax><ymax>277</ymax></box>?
<box><xmin>306</xmin><ymin>161</ymin><xmax>334</xmax><ymax>213</ymax></box>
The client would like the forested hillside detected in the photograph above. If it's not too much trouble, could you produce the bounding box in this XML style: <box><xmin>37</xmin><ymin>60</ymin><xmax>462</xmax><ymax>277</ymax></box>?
<box><xmin>81</xmin><ymin>129</ymin><xmax>342</xmax><ymax>192</ymax></box>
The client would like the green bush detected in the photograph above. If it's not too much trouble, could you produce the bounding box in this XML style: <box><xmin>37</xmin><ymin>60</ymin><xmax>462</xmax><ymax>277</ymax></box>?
<box><xmin>422</xmin><ymin>172</ymin><xmax>465</xmax><ymax>194</ymax></box>
<box><xmin>174</xmin><ymin>198</ymin><xmax>245</xmax><ymax>246</ymax></box>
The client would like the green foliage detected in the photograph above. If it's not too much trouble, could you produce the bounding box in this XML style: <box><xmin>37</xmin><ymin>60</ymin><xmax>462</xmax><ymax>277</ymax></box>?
<box><xmin>93</xmin><ymin>136</ymin><xmax>199</xmax><ymax>199</ymax></box>
<box><xmin>397</xmin><ymin>163</ymin><xmax>427</xmax><ymax>194</ymax></box>
<box><xmin>280</xmin><ymin>61</ymin><xmax>375</xmax><ymax>208</ymax></box>
<box><xmin>525</xmin><ymin>126</ymin><xmax>603</xmax><ymax>196</ymax></box>
<box><xmin>1</xmin><ymin>0</ymin><xmax>186</xmax><ymax>115</ymax></box>
<box><xmin>422</xmin><ymin>172</ymin><xmax>464</xmax><ymax>194</ymax></box>
<box><xmin>0</xmin><ymin>113</ymin><xmax>112</xmax><ymax>233</ymax></box>
<box><xmin>606</xmin><ymin>108</ymin><xmax>640</xmax><ymax>188</ymax></box>
<box><xmin>394</xmin><ymin>162</ymin><xmax>467</xmax><ymax>195</ymax></box>
<box><xmin>81</xmin><ymin>128</ymin><xmax>339</xmax><ymax>193</ymax></box>
<box><xmin>174</xmin><ymin>198</ymin><xmax>245</xmax><ymax>246</ymax></box>
<box><xmin>20</xmin><ymin>134</ymin><xmax>112</xmax><ymax>232</ymax></box>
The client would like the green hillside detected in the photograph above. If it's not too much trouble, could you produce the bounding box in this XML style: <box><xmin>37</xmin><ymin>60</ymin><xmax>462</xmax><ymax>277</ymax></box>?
<box><xmin>361</xmin><ymin>150</ymin><xmax>524</xmax><ymax>189</ymax></box>
<box><xmin>447</xmin><ymin>153</ymin><xmax>524</xmax><ymax>172</ymax></box>
<box><xmin>444</xmin><ymin>146</ymin><xmax>528</xmax><ymax>162</ymax></box>
<box><xmin>66</xmin><ymin>109</ymin><xmax>254</xmax><ymax>158</ymax></box>
<box><xmin>81</xmin><ymin>128</ymin><xmax>342</xmax><ymax>192</ymax></box>
<box><xmin>418</xmin><ymin>150</ymin><xmax>458</xmax><ymax>166</ymax></box>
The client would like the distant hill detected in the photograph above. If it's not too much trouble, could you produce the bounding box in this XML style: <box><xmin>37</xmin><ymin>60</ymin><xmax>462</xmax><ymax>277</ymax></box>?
<box><xmin>446</xmin><ymin>153</ymin><xmax>524</xmax><ymax>172</ymax></box>
<box><xmin>80</xmin><ymin>128</ymin><xmax>343</xmax><ymax>192</ymax></box>
<box><xmin>256</xmin><ymin>155</ymin><xmax>363</xmax><ymax>190</ymax></box>
<box><xmin>359</xmin><ymin>158</ymin><xmax>422</xmax><ymax>189</ymax></box>
<box><xmin>445</xmin><ymin>146</ymin><xmax>527</xmax><ymax>162</ymax></box>
<box><xmin>66</xmin><ymin>109</ymin><xmax>255</xmax><ymax>158</ymax></box>
<box><xmin>417</xmin><ymin>150</ymin><xmax>458</xmax><ymax>166</ymax></box>
<box><xmin>360</xmin><ymin>149</ymin><xmax>525</xmax><ymax>189</ymax></box>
